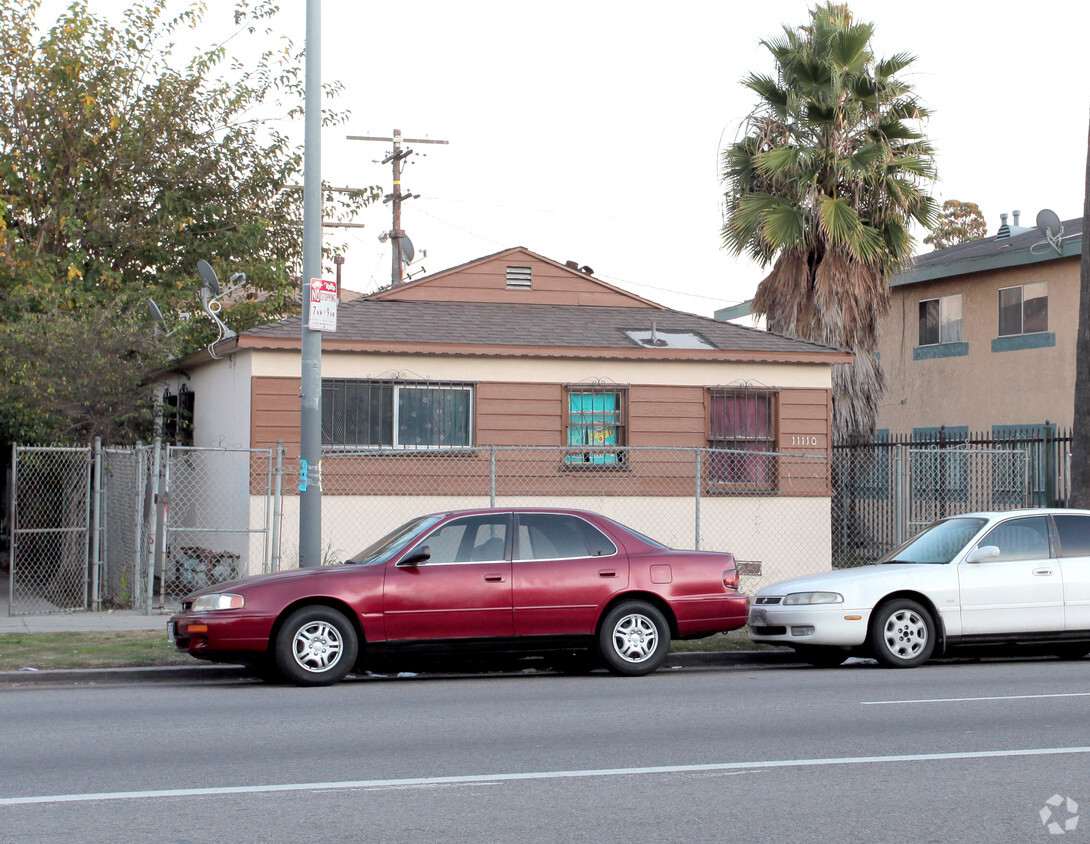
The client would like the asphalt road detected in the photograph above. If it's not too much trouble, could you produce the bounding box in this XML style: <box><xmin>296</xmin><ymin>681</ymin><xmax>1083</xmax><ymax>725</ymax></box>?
<box><xmin>3</xmin><ymin>657</ymin><xmax>1090</xmax><ymax>842</ymax></box>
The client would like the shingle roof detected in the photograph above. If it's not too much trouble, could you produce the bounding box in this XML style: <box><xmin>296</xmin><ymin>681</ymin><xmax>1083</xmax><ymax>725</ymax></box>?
<box><xmin>894</xmin><ymin>216</ymin><xmax>1083</xmax><ymax>287</ymax></box>
<box><xmin>242</xmin><ymin>299</ymin><xmax>843</xmax><ymax>357</ymax></box>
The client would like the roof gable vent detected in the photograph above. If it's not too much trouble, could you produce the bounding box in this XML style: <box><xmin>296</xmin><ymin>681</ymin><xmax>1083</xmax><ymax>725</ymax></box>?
<box><xmin>506</xmin><ymin>265</ymin><xmax>532</xmax><ymax>289</ymax></box>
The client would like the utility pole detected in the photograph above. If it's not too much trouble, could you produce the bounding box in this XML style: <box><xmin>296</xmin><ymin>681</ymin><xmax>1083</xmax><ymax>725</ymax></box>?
<box><xmin>298</xmin><ymin>0</ymin><xmax>322</xmax><ymax>567</ymax></box>
<box><xmin>347</xmin><ymin>130</ymin><xmax>448</xmax><ymax>286</ymax></box>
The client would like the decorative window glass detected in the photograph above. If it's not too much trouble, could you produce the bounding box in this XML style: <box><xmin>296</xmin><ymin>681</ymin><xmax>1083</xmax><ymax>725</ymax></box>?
<box><xmin>998</xmin><ymin>282</ymin><xmax>1048</xmax><ymax>336</ymax></box>
<box><xmin>918</xmin><ymin>294</ymin><xmax>962</xmax><ymax>346</ymax></box>
<box><xmin>707</xmin><ymin>388</ymin><xmax>777</xmax><ymax>488</ymax></box>
<box><xmin>322</xmin><ymin>379</ymin><xmax>473</xmax><ymax>449</ymax></box>
<box><xmin>565</xmin><ymin>387</ymin><xmax>626</xmax><ymax>465</ymax></box>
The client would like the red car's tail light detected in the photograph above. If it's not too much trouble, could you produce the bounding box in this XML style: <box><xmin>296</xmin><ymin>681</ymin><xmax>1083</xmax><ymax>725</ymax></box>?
<box><xmin>723</xmin><ymin>567</ymin><xmax>739</xmax><ymax>590</ymax></box>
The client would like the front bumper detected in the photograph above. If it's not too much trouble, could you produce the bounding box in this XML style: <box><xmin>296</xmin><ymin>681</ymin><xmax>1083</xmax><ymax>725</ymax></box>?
<box><xmin>169</xmin><ymin>612</ymin><xmax>275</xmax><ymax>658</ymax></box>
<box><xmin>747</xmin><ymin>604</ymin><xmax>870</xmax><ymax>647</ymax></box>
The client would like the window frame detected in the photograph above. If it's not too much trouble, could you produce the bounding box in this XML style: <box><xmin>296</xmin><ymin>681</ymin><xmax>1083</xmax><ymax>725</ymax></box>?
<box><xmin>706</xmin><ymin>386</ymin><xmax>779</xmax><ymax>491</ymax></box>
<box><xmin>918</xmin><ymin>294</ymin><xmax>963</xmax><ymax>347</ymax></box>
<box><xmin>564</xmin><ymin>385</ymin><xmax>628</xmax><ymax>466</ymax></box>
<box><xmin>998</xmin><ymin>281</ymin><xmax>1048</xmax><ymax>337</ymax></box>
<box><xmin>322</xmin><ymin>378</ymin><xmax>475</xmax><ymax>451</ymax></box>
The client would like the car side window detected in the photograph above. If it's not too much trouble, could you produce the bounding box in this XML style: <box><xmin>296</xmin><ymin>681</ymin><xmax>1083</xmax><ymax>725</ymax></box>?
<box><xmin>979</xmin><ymin>516</ymin><xmax>1051</xmax><ymax>562</ymax></box>
<box><xmin>514</xmin><ymin>514</ymin><xmax>617</xmax><ymax>561</ymax></box>
<box><xmin>419</xmin><ymin>516</ymin><xmax>508</xmax><ymax>564</ymax></box>
<box><xmin>1054</xmin><ymin>515</ymin><xmax>1090</xmax><ymax>557</ymax></box>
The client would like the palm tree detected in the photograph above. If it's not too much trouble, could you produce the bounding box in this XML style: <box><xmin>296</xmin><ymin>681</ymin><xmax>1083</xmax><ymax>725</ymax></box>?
<box><xmin>722</xmin><ymin>2</ymin><xmax>936</xmax><ymax>442</ymax></box>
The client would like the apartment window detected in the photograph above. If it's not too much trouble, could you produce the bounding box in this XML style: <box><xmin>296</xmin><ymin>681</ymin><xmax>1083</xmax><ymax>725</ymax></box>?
<box><xmin>322</xmin><ymin>379</ymin><xmax>473</xmax><ymax>449</ymax></box>
<box><xmin>162</xmin><ymin>385</ymin><xmax>195</xmax><ymax>446</ymax></box>
<box><xmin>565</xmin><ymin>387</ymin><xmax>626</xmax><ymax>464</ymax></box>
<box><xmin>918</xmin><ymin>294</ymin><xmax>962</xmax><ymax>346</ymax></box>
<box><xmin>707</xmin><ymin>388</ymin><xmax>777</xmax><ymax>487</ymax></box>
<box><xmin>999</xmin><ymin>282</ymin><xmax>1048</xmax><ymax>336</ymax></box>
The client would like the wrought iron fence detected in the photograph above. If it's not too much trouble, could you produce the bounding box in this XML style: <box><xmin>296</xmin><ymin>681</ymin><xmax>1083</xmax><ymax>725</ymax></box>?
<box><xmin>831</xmin><ymin>427</ymin><xmax>1072</xmax><ymax>567</ymax></box>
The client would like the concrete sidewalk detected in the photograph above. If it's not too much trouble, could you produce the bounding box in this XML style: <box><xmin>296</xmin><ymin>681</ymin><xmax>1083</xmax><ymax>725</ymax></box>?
<box><xmin>1</xmin><ymin>575</ymin><xmax>174</xmax><ymax>633</ymax></box>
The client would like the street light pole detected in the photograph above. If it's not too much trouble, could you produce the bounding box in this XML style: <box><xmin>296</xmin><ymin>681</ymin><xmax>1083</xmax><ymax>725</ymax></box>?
<box><xmin>298</xmin><ymin>0</ymin><xmax>322</xmax><ymax>567</ymax></box>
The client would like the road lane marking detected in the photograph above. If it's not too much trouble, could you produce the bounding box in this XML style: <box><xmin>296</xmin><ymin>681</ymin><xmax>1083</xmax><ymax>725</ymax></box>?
<box><xmin>862</xmin><ymin>692</ymin><xmax>1090</xmax><ymax>705</ymax></box>
<box><xmin>4</xmin><ymin>747</ymin><xmax>1090</xmax><ymax>806</ymax></box>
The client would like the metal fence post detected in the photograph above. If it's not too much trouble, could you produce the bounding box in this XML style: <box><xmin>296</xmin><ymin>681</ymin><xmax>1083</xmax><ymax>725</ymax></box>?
<box><xmin>7</xmin><ymin>444</ymin><xmax>15</xmax><ymax>617</ymax></box>
<box><xmin>148</xmin><ymin>437</ymin><xmax>163</xmax><ymax>613</ymax></box>
<box><xmin>90</xmin><ymin>437</ymin><xmax>103</xmax><ymax>611</ymax></box>
<box><xmin>694</xmin><ymin>449</ymin><xmax>702</xmax><ymax>550</ymax></box>
<box><xmin>271</xmin><ymin>441</ymin><xmax>284</xmax><ymax>573</ymax></box>
<box><xmin>893</xmin><ymin>444</ymin><xmax>905</xmax><ymax>547</ymax></box>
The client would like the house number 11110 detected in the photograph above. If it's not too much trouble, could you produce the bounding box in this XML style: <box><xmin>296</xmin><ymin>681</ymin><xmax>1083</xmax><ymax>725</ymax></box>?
<box><xmin>790</xmin><ymin>436</ymin><xmax>820</xmax><ymax>447</ymax></box>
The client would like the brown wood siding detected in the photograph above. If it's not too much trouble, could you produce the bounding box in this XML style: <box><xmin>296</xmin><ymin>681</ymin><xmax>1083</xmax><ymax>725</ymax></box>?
<box><xmin>249</xmin><ymin>376</ymin><xmax>831</xmax><ymax>497</ymax></box>
<box><xmin>382</xmin><ymin>254</ymin><xmax>657</xmax><ymax>308</ymax></box>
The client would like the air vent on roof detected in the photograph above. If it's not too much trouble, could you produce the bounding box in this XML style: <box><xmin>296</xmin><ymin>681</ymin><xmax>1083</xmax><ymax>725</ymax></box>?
<box><xmin>506</xmin><ymin>266</ymin><xmax>532</xmax><ymax>289</ymax></box>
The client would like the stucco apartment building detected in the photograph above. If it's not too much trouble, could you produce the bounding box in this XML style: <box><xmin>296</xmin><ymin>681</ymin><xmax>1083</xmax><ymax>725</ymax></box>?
<box><xmin>876</xmin><ymin>212</ymin><xmax>1082</xmax><ymax>440</ymax></box>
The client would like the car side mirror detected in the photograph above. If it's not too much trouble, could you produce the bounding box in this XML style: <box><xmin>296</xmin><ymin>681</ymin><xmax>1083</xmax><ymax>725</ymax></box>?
<box><xmin>397</xmin><ymin>546</ymin><xmax>431</xmax><ymax>567</ymax></box>
<box><xmin>966</xmin><ymin>545</ymin><xmax>1001</xmax><ymax>564</ymax></box>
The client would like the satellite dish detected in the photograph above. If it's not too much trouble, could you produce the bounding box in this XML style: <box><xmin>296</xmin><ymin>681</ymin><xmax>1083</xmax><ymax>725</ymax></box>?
<box><xmin>147</xmin><ymin>298</ymin><xmax>165</xmax><ymax>326</ymax></box>
<box><xmin>1036</xmin><ymin>209</ymin><xmax>1062</xmax><ymax>237</ymax></box>
<box><xmin>401</xmin><ymin>236</ymin><xmax>415</xmax><ymax>265</ymax></box>
<box><xmin>197</xmin><ymin>259</ymin><xmax>220</xmax><ymax>296</ymax></box>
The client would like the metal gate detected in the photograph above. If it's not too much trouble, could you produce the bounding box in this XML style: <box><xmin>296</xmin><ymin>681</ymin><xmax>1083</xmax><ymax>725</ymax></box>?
<box><xmin>8</xmin><ymin>446</ymin><xmax>92</xmax><ymax>614</ymax></box>
<box><xmin>157</xmin><ymin>445</ymin><xmax>282</xmax><ymax>605</ymax></box>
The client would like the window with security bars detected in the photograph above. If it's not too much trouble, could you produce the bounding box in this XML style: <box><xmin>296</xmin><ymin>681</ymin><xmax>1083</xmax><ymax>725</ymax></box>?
<box><xmin>162</xmin><ymin>386</ymin><xmax>195</xmax><ymax>446</ymax></box>
<box><xmin>707</xmin><ymin>388</ymin><xmax>777</xmax><ymax>488</ymax></box>
<box><xmin>565</xmin><ymin>387</ymin><xmax>626</xmax><ymax>464</ymax></box>
<box><xmin>322</xmin><ymin>379</ymin><xmax>473</xmax><ymax>449</ymax></box>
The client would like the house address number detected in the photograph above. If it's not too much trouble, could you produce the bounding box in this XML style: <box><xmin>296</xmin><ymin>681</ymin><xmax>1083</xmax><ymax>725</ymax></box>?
<box><xmin>790</xmin><ymin>435</ymin><xmax>822</xmax><ymax>447</ymax></box>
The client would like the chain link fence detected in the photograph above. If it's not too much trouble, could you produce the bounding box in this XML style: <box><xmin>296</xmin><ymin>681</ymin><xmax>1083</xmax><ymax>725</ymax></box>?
<box><xmin>278</xmin><ymin>445</ymin><xmax>833</xmax><ymax>596</ymax></box>
<box><xmin>9</xmin><ymin>447</ymin><xmax>91</xmax><ymax>613</ymax></box>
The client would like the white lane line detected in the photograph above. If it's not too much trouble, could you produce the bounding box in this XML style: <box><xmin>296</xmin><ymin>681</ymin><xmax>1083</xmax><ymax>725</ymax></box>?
<box><xmin>862</xmin><ymin>692</ymin><xmax>1090</xmax><ymax>705</ymax></box>
<box><xmin>4</xmin><ymin>747</ymin><xmax>1090</xmax><ymax>807</ymax></box>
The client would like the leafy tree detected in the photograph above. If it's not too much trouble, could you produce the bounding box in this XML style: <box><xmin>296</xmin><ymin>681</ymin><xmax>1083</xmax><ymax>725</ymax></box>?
<box><xmin>722</xmin><ymin>3</ymin><xmax>936</xmax><ymax>442</ymax></box>
<box><xmin>0</xmin><ymin>0</ymin><xmax>378</xmax><ymax>444</ymax></box>
<box><xmin>923</xmin><ymin>199</ymin><xmax>987</xmax><ymax>249</ymax></box>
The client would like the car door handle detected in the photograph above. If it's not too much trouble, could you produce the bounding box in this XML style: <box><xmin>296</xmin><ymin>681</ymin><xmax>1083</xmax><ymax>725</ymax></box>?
<box><xmin>598</xmin><ymin>570</ymin><xmax>618</xmax><ymax>578</ymax></box>
<box><xmin>484</xmin><ymin>574</ymin><xmax>507</xmax><ymax>583</ymax></box>
<box><xmin>1033</xmin><ymin>567</ymin><xmax>1055</xmax><ymax>576</ymax></box>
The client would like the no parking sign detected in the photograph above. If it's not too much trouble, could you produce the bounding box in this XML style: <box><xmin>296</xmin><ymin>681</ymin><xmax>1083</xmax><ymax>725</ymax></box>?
<box><xmin>308</xmin><ymin>278</ymin><xmax>338</xmax><ymax>331</ymax></box>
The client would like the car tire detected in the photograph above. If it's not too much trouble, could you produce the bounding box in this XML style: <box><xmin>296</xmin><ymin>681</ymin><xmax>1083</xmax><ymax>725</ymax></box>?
<box><xmin>793</xmin><ymin>645</ymin><xmax>849</xmax><ymax>667</ymax></box>
<box><xmin>274</xmin><ymin>606</ymin><xmax>359</xmax><ymax>686</ymax></box>
<box><xmin>598</xmin><ymin>600</ymin><xmax>670</xmax><ymax>676</ymax></box>
<box><xmin>869</xmin><ymin>599</ymin><xmax>935</xmax><ymax>668</ymax></box>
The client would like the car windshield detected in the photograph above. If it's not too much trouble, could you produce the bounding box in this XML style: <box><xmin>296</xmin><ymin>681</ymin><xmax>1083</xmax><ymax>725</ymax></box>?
<box><xmin>878</xmin><ymin>517</ymin><xmax>989</xmax><ymax>565</ymax></box>
<box><xmin>346</xmin><ymin>515</ymin><xmax>443</xmax><ymax>565</ymax></box>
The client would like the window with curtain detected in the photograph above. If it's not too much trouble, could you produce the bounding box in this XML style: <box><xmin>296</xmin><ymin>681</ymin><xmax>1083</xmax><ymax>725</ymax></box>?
<box><xmin>707</xmin><ymin>388</ymin><xmax>777</xmax><ymax>488</ymax></box>
<box><xmin>565</xmin><ymin>387</ymin><xmax>627</xmax><ymax>465</ymax></box>
<box><xmin>322</xmin><ymin>379</ymin><xmax>473</xmax><ymax>449</ymax></box>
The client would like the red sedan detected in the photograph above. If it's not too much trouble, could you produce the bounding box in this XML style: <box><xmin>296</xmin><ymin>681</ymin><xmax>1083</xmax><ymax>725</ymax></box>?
<box><xmin>169</xmin><ymin>508</ymin><xmax>749</xmax><ymax>685</ymax></box>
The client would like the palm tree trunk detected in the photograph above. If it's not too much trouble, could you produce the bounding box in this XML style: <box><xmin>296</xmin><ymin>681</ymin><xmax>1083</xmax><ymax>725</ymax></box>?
<box><xmin>1071</xmin><ymin>110</ymin><xmax>1090</xmax><ymax>508</ymax></box>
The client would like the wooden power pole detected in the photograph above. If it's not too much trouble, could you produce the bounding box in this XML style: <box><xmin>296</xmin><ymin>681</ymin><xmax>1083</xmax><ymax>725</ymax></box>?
<box><xmin>347</xmin><ymin>129</ymin><xmax>449</xmax><ymax>285</ymax></box>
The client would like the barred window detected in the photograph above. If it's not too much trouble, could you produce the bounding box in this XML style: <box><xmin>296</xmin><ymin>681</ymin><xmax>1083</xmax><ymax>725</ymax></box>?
<box><xmin>322</xmin><ymin>380</ymin><xmax>473</xmax><ymax>449</ymax></box>
<box><xmin>162</xmin><ymin>385</ymin><xmax>195</xmax><ymax>447</ymax></box>
<box><xmin>707</xmin><ymin>387</ymin><xmax>777</xmax><ymax>487</ymax></box>
<box><xmin>565</xmin><ymin>386</ymin><xmax>627</xmax><ymax>465</ymax></box>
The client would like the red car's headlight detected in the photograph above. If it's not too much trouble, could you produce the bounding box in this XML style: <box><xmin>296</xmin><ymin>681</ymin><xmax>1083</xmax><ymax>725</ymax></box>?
<box><xmin>190</xmin><ymin>593</ymin><xmax>245</xmax><ymax>612</ymax></box>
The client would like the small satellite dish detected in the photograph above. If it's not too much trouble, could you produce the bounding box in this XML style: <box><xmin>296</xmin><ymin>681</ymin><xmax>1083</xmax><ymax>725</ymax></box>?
<box><xmin>401</xmin><ymin>236</ymin><xmax>415</xmax><ymax>265</ymax></box>
<box><xmin>1037</xmin><ymin>209</ymin><xmax>1062</xmax><ymax>237</ymax></box>
<box><xmin>197</xmin><ymin>259</ymin><xmax>220</xmax><ymax>296</ymax></box>
<box><xmin>147</xmin><ymin>298</ymin><xmax>165</xmax><ymax>326</ymax></box>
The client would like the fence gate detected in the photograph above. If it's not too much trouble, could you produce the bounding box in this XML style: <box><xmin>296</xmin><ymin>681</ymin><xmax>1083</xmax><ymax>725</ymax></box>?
<box><xmin>157</xmin><ymin>446</ymin><xmax>279</xmax><ymax>606</ymax></box>
<box><xmin>8</xmin><ymin>446</ymin><xmax>92</xmax><ymax>615</ymax></box>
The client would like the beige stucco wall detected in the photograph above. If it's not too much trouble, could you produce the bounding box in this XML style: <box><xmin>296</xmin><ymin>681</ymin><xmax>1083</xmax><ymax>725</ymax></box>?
<box><xmin>264</xmin><ymin>493</ymin><xmax>832</xmax><ymax>596</ymax></box>
<box><xmin>877</xmin><ymin>256</ymin><xmax>1078</xmax><ymax>434</ymax></box>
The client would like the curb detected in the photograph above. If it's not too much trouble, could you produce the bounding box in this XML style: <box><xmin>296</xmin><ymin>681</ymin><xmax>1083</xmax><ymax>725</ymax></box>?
<box><xmin>0</xmin><ymin>650</ymin><xmax>803</xmax><ymax>686</ymax></box>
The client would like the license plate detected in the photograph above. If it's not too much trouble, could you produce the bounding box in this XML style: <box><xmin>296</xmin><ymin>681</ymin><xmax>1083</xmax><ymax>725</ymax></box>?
<box><xmin>167</xmin><ymin>621</ymin><xmax>176</xmax><ymax>644</ymax></box>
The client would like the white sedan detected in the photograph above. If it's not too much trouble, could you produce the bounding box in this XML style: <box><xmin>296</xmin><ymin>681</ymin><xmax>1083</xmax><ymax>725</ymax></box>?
<box><xmin>749</xmin><ymin>509</ymin><xmax>1090</xmax><ymax>668</ymax></box>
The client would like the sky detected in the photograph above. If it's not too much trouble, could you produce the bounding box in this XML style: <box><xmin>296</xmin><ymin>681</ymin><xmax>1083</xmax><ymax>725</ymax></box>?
<box><xmin>63</xmin><ymin>1</ymin><xmax>1090</xmax><ymax>315</ymax></box>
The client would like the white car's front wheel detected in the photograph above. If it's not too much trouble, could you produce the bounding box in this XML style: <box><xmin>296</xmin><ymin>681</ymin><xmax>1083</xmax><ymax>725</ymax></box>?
<box><xmin>869</xmin><ymin>599</ymin><xmax>934</xmax><ymax>668</ymax></box>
